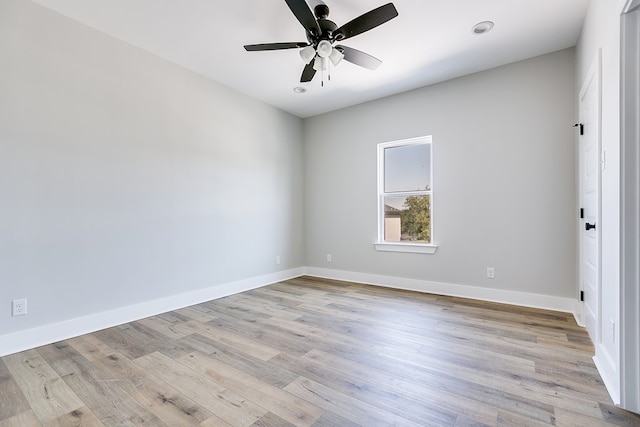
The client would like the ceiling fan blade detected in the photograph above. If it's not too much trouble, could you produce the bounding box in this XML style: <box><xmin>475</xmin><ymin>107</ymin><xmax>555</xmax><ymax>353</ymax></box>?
<box><xmin>244</xmin><ymin>42</ymin><xmax>308</xmax><ymax>51</ymax></box>
<box><xmin>301</xmin><ymin>59</ymin><xmax>317</xmax><ymax>82</ymax></box>
<box><xmin>284</xmin><ymin>0</ymin><xmax>321</xmax><ymax>35</ymax></box>
<box><xmin>335</xmin><ymin>45</ymin><xmax>382</xmax><ymax>70</ymax></box>
<box><xmin>334</xmin><ymin>3</ymin><xmax>398</xmax><ymax>41</ymax></box>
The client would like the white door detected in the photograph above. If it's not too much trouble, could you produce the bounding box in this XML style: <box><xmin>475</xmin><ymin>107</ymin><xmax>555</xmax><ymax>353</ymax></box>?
<box><xmin>579</xmin><ymin>54</ymin><xmax>601</xmax><ymax>343</ymax></box>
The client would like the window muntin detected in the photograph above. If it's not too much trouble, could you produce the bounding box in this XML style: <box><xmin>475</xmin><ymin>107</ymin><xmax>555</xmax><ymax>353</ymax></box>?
<box><xmin>378</xmin><ymin>137</ymin><xmax>433</xmax><ymax>246</ymax></box>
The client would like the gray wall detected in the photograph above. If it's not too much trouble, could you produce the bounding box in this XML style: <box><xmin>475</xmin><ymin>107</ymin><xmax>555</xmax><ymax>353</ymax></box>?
<box><xmin>304</xmin><ymin>48</ymin><xmax>577</xmax><ymax>298</ymax></box>
<box><xmin>0</xmin><ymin>0</ymin><xmax>304</xmax><ymax>337</ymax></box>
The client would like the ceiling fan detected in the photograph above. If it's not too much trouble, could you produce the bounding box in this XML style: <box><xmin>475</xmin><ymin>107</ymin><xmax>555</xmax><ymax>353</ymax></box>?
<box><xmin>244</xmin><ymin>0</ymin><xmax>398</xmax><ymax>84</ymax></box>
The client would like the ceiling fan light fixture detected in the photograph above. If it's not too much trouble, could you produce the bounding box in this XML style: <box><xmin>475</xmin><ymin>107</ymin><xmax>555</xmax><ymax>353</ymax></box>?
<box><xmin>316</xmin><ymin>40</ymin><xmax>333</xmax><ymax>58</ymax></box>
<box><xmin>300</xmin><ymin>46</ymin><xmax>316</xmax><ymax>64</ymax></box>
<box><xmin>313</xmin><ymin>57</ymin><xmax>328</xmax><ymax>71</ymax></box>
<box><xmin>329</xmin><ymin>47</ymin><xmax>344</xmax><ymax>66</ymax></box>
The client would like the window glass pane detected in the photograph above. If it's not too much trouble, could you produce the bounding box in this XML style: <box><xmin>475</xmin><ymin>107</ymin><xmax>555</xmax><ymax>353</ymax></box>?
<box><xmin>384</xmin><ymin>144</ymin><xmax>430</xmax><ymax>193</ymax></box>
<box><xmin>383</xmin><ymin>195</ymin><xmax>431</xmax><ymax>243</ymax></box>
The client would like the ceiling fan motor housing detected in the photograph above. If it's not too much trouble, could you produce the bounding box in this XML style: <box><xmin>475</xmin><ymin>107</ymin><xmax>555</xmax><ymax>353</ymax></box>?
<box><xmin>308</xmin><ymin>10</ymin><xmax>340</xmax><ymax>45</ymax></box>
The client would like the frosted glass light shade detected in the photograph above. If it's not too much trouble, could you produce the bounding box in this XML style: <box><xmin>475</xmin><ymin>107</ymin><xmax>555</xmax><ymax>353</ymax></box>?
<box><xmin>300</xmin><ymin>46</ymin><xmax>316</xmax><ymax>64</ymax></box>
<box><xmin>313</xmin><ymin>57</ymin><xmax>328</xmax><ymax>71</ymax></box>
<box><xmin>329</xmin><ymin>48</ymin><xmax>344</xmax><ymax>66</ymax></box>
<box><xmin>316</xmin><ymin>40</ymin><xmax>332</xmax><ymax>58</ymax></box>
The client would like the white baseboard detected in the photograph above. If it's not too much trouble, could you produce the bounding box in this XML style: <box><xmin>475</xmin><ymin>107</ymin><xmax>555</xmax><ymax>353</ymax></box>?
<box><xmin>0</xmin><ymin>268</ymin><xmax>304</xmax><ymax>358</ymax></box>
<box><xmin>303</xmin><ymin>267</ymin><xmax>580</xmax><ymax>319</ymax></box>
<box><xmin>593</xmin><ymin>350</ymin><xmax>621</xmax><ymax>406</ymax></box>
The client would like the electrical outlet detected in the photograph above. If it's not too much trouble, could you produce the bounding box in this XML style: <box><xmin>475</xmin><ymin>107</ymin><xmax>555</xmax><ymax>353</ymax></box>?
<box><xmin>327</xmin><ymin>254</ymin><xmax>332</xmax><ymax>263</ymax></box>
<box><xmin>12</xmin><ymin>299</ymin><xmax>27</xmax><ymax>316</ymax></box>
<box><xmin>486</xmin><ymin>267</ymin><xmax>495</xmax><ymax>279</ymax></box>
<box><xmin>275</xmin><ymin>255</ymin><xmax>281</xmax><ymax>265</ymax></box>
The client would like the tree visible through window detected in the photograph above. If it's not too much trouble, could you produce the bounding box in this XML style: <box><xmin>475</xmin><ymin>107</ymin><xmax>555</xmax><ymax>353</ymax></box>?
<box><xmin>378</xmin><ymin>137</ymin><xmax>432</xmax><ymax>245</ymax></box>
<box><xmin>401</xmin><ymin>194</ymin><xmax>431</xmax><ymax>242</ymax></box>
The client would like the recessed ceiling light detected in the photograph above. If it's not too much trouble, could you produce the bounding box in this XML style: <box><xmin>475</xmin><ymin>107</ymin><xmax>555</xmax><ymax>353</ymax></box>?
<box><xmin>293</xmin><ymin>87</ymin><xmax>307</xmax><ymax>94</ymax></box>
<box><xmin>472</xmin><ymin>21</ymin><xmax>494</xmax><ymax>35</ymax></box>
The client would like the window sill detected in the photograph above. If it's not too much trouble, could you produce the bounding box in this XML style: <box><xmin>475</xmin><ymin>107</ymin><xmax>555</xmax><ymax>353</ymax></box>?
<box><xmin>374</xmin><ymin>242</ymin><xmax>438</xmax><ymax>254</ymax></box>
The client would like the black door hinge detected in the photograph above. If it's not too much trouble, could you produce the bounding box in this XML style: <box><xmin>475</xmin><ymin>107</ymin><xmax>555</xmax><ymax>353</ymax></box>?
<box><xmin>580</xmin><ymin>208</ymin><xmax>584</xmax><ymax>219</ymax></box>
<box><xmin>574</xmin><ymin>123</ymin><xmax>584</xmax><ymax>135</ymax></box>
<box><xmin>580</xmin><ymin>290</ymin><xmax>584</xmax><ymax>302</ymax></box>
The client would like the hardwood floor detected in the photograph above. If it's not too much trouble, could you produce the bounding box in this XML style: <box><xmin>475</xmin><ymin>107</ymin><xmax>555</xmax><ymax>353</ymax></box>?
<box><xmin>1</xmin><ymin>276</ymin><xmax>639</xmax><ymax>426</ymax></box>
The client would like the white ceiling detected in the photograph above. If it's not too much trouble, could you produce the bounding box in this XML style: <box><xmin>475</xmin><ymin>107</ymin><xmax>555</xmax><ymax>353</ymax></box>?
<box><xmin>32</xmin><ymin>0</ymin><xmax>589</xmax><ymax>118</ymax></box>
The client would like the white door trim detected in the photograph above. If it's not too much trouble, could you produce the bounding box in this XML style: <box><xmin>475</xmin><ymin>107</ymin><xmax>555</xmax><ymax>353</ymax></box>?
<box><xmin>620</xmin><ymin>0</ymin><xmax>640</xmax><ymax>413</ymax></box>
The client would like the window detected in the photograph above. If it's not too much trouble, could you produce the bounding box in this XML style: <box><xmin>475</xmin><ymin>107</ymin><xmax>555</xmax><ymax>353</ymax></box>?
<box><xmin>375</xmin><ymin>136</ymin><xmax>437</xmax><ymax>254</ymax></box>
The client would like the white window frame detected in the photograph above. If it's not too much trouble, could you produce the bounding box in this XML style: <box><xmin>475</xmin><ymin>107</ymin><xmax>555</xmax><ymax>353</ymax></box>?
<box><xmin>374</xmin><ymin>136</ymin><xmax>437</xmax><ymax>254</ymax></box>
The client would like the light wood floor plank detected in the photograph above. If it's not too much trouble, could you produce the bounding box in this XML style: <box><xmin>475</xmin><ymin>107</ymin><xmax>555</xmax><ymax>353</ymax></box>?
<box><xmin>303</xmin><ymin>348</ymin><xmax>500</xmax><ymax>426</ymax></box>
<box><xmin>0</xmin><ymin>410</ymin><xmax>42</xmax><ymax>427</ymax></box>
<box><xmin>95</xmin><ymin>352</ymin><xmax>214</xmax><ymax>425</ymax></box>
<box><xmin>309</xmin><ymin>411</ymin><xmax>361</xmax><ymax>427</ymax></box>
<box><xmin>0</xmin><ymin>359</ymin><xmax>31</xmax><ymax>421</ymax></box>
<box><xmin>66</xmin><ymin>335</ymin><xmax>115</xmax><ymax>362</ymax></box>
<box><xmin>135</xmin><ymin>351</ymin><xmax>268</xmax><ymax>427</ymax></box>
<box><xmin>173</xmin><ymin>319</ymin><xmax>281</xmax><ymax>361</ymax></box>
<box><xmin>249</xmin><ymin>412</ymin><xmax>297</xmax><ymax>427</ymax></box>
<box><xmin>3</xmin><ymin>349</ymin><xmax>84</xmax><ymax>423</ymax></box>
<box><xmin>224</xmin><ymin>294</ymin><xmax>304</xmax><ymax>321</ymax></box>
<box><xmin>284</xmin><ymin>376</ymin><xmax>426</xmax><ymax>427</ymax></box>
<box><xmin>198</xmin><ymin>413</ymin><xmax>233</xmax><ymax>427</ymax></box>
<box><xmin>177</xmin><ymin>333</ymin><xmax>298</xmax><ymax>389</ymax></box>
<box><xmin>274</xmin><ymin>351</ymin><xmax>459</xmax><ymax>426</ymax></box>
<box><xmin>36</xmin><ymin>342</ymin><xmax>165</xmax><ymax>426</ymax></box>
<box><xmin>136</xmin><ymin>316</ymin><xmax>192</xmax><ymax>340</ymax></box>
<box><xmin>201</xmin><ymin>315</ymin><xmax>314</xmax><ymax>357</ymax></box>
<box><xmin>42</xmin><ymin>406</ymin><xmax>104</xmax><ymax>427</ymax></box>
<box><xmin>177</xmin><ymin>351</ymin><xmax>323</xmax><ymax>426</ymax></box>
<box><xmin>553</xmin><ymin>407</ymin><xmax>624</xmax><ymax>427</ymax></box>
